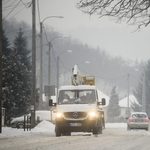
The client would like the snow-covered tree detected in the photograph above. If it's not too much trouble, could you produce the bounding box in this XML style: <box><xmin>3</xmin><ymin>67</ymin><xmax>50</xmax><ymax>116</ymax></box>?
<box><xmin>133</xmin><ymin>60</ymin><xmax>150</xmax><ymax>116</ymax></box>
<box><xmin>2</xmin><ymin>49</ymin><xmax>31</xmax><ymax>120</ymax></box>
<box><xmin>107</xmin><ymin>86</ymin><xmax>120</xmax><ymax>119</ymax></box>
<box><xmin>13</xmin><ymin>28</ymin><xmax>31</xmax><ymax>71</ymax></box>
<box><xmin>2</xmin><ymin>29</ymin><xmax>11</xmax><ymax>57</ymax></box>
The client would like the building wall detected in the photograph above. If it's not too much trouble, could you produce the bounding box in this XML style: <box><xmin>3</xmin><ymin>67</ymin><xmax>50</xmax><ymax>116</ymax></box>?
<box><xmin>119</xmin><ymin>107</ymin><xmax>134</xmax><ymax>118</ymax></box>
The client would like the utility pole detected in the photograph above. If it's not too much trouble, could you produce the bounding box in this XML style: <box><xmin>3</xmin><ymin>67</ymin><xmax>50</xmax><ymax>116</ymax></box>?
<box><xmin>48</xmin><ymin>42</ymin><xmax>51</xmax><ymax>87</ymax></box>
<box><xmin>142</xmin><ymin>70</ymin><xmax>146</xmax><ymax>112</ymax></box>
<box><xmin>31</xmin><ymin>0</ymin><xmax>36</xmax><ymax>128</ymax></box>
<box><xmin>127</xmin><ymin>73</ymin><xmax>129</xmax><ymax>118</ymax></box>
<box><xmin>39</xmin><ymin>22</ymin><xmax>43</xmax><ymax>110</ymax></box>
<box><xmin>0</xmin><ymin>0</ymin><xmax>2</xmax><ymax>133</ymax></box>
<box><xmin>57</xmin><ymin>56</ymin><xmax>59</xmax><ymax>98</ymax></box>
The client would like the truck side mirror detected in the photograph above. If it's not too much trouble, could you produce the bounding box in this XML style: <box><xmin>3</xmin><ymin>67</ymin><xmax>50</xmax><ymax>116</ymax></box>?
<box><xmin>49</xmin><ymin>99</ymin><xmax>53</xmax><ymax>106</ymax></box>
<box><xmin>102</xmin><ymin>98</ymin><xmax>106</xmax><ymax>105</ymax></box>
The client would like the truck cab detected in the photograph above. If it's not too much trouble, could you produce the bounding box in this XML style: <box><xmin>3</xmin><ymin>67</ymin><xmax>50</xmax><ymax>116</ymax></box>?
<box><xmin>50</xmin><ymin>85</ymin><xmax>105</xmax><ymax>136</ymax></box>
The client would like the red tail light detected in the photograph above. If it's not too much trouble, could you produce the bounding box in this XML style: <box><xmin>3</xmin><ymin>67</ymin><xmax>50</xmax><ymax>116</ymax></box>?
<box><xmin>146</xmin><ymin>118</ymin><xmax>149</xmax><ymax>122</ymax></box>
<box><xmin>129</xmin><ymin>118</ymin><xmax>133</xmax><ymax>122</ymax></box>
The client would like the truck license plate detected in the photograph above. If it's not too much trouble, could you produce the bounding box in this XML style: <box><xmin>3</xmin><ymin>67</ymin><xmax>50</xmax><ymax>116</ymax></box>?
<box><xmin>70</xmin><ymin>123</ymin><xmax>81</xmax><ymax>126</ymax></box>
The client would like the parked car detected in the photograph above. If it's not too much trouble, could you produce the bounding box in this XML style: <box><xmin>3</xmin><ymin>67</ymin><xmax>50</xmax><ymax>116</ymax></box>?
<box><xmin>10</xmin><ymin>110</ymin><xmax>54</xmax><ymax>129</ymax></box>
<box><xmin>126</xmin><ymin>112</ymin><xmax>149</xmax><ymax>131</ymax></box>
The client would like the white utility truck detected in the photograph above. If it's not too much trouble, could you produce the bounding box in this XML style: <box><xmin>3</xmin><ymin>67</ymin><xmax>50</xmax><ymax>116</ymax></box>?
<box><xmin>49</xmin><ymin>65</ymin><xmax>106</xmax><ymax>136</ymax></box>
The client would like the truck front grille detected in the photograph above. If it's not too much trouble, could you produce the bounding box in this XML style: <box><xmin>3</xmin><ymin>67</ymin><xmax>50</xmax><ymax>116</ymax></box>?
<box><xmin>63</xmin><ymin>112</ymin><xmax>87</xmax><ymax>119</ymax></box>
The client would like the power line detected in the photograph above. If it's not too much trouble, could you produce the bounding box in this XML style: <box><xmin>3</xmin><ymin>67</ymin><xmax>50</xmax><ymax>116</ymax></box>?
<box><xmin>2</xmin><ymin>0</ymin><xmax>21</xmax><ymax>21</ymax></box>
<box><xmin>79</xmin><ymin>67</ymin><xmax>127</xmax><ymax>81</ymax></box>
<box><xmin>3</xmin><ymin>0</ymin><xmax>32</xmax><ymax>22</ymax></box>
<box><xmin>51</xmin><ymin>46</ymin><xmax>57</xmax><ymax>64</ymax></box>
<box><xmin>2</xmin><ymin>0</ymin><xmax>11</xmax><ymax>5</ymax></box>
<box><xmin>59</xmin><ymin>58</ymin><xmax>70</xmax><ymax>72</ymax></box>
<box><xmin>6</xmin><ymin>6</ymin><xmax>25</xmax><ymax>20</ymax></box>
<box><xmin>3</xmin><ymin>0</ymin><xmax>17</xmax><ymax>11</ymax></box>
<box><xmin>43</xmin><ymin>28</ymin><xmax>49</xmax><ymax>43</ymax></box>
<box><xmin>20</xmin><ymin>0</ymin><xmax>31</xmax><ymax>8</ymax></box>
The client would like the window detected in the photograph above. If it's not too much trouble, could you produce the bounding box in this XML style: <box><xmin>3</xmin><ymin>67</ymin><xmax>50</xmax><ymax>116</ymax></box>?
<box><xmin>132</xmin><ymin>114</ymin><xmax>147</xmax><ymax>118</ymax></box>
<box><xmin>58</xmin><ymin>90</ymin><xmax>96</xmax><ymax>104</ymax></box>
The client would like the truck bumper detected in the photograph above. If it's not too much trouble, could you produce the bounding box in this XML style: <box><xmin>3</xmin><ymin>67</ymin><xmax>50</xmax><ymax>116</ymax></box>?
<box><xmin>55</xmin><ymin>119</ymin><xmax>97</xmax><ymax>132</ymax></box>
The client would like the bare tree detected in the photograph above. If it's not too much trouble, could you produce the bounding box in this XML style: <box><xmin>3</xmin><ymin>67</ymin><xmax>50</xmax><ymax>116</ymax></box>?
<box><xmin>77</xmin><ymin>0</ymin><xmax>150</xmax><ymax>28</ymax></box>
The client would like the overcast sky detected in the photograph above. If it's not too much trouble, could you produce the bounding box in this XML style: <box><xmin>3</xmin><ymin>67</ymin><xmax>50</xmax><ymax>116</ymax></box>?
<box><xmin>3</xmin><ymin>0</ymin><xmax>150</xmax><ymax>61</ymax></box>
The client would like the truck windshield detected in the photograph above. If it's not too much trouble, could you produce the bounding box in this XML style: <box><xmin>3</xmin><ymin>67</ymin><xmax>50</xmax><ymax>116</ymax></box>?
<box><xmin>58</xmin><ymin>90</ymin><xmax>96</xmax><ymax>104</ymax></box>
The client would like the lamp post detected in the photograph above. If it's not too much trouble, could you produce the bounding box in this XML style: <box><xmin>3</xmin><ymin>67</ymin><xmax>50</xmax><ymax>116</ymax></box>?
<box><xmin>48</xmin><ymin>36</ymin><xmax>68</xmax><ymax>86</ymax></box>
<box><xmin>57</xmin><ymin>50</ymin><xmax>73</xmax><ymax>98</ymax></box>
<box><xmin>39</xmin><ymin>16</ymin><xmax>63</xmax><ymax>110</ymax></box>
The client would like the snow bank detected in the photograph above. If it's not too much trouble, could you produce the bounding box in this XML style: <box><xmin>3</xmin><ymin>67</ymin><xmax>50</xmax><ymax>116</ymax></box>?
<box><xmin>32</xmin><ymin>120</ymin><xmax>55</xmax><ymax>132</ymax></box>
<box><xmin>106</xmin><ymin>123</ymin><xmax>127</xmax><ymax>128</ymax></box>
<box><xmin>0</xmin><ymin>120</ymin><xmax>55</xmax><ymax>138</ymax></box>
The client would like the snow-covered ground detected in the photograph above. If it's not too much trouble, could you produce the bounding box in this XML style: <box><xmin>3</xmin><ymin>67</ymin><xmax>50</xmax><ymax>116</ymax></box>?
<box><xmin>0</xmin><ymin>120</ymin><xmax>55</xmax><ymax>138</ymax></box>
<box><xmin>0</xmin><ymin>121</ymin><xmax>149</xmax><ymax>138</ymax></box>
<box><xmin>1</xmin><ymin>121</ymin><xmax>150</xmax><ymax>150</ymax></box>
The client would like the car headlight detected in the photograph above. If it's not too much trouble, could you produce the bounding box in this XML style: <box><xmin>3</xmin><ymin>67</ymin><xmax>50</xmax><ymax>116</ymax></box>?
<box><xmin>89</xmin><ymin>112</ymin><xmax>96</xmax><ymax>117</ymax></box>
<box><xmin>56</xmin><ymin>112</ymin><xmax>62</xmax><ymax>118</ymax></box>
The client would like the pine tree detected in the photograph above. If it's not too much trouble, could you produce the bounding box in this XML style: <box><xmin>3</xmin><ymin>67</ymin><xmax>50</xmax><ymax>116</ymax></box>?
<box><xmin>2</xmin><ymin>29</ymin><xmax>11</xmax><ymax>57</ymax></box>
<box><xmin>13</xmin><ymin>28</ymin><xmax>31</xmax><ymax>71</ymax></box>
<box><xmin>2</xmin><ymin>49</ymin><xmax>31</xmax><ymax>121</ymax></box>
<box><xmin>107</xmin><ymin>86</ymin><xmax>121</xmax><ymax>119</ymax></box>
<box><xmin>133</xmin><ymin>60</ymin><xmax>150</xmax><ymax>116</ymax></box>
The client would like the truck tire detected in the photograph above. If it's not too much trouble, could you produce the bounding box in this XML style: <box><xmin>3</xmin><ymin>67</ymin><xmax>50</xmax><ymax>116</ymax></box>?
<box><xmin>55</xmin><ymin>126</ymin><xmax>61</xmax><ymax>137</ymax></box>
<box><xmin>93</xmin><ymin>126</ymin><xmax>99</xmax><ymax>135</ymax></box>
<box><xmin>62</xmin><ymin>132</ymin><xmax>71</xmax><ymax>136</ymax></box>
<box><xmin>98</xmin><ymin>126</ymin><xmax>102</xmax><ymax>134</ymax></box>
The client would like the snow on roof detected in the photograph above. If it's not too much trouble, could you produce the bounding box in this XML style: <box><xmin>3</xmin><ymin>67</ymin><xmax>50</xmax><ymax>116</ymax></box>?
<box><xmin>97</xmin><ymin>89</ymin><xmax>110</xmax><ymax>107</ymax></box>
<box><xmin>119</xmin><ymin>95</ymin><xmax>139</xmax><ymax>108</ymax></box>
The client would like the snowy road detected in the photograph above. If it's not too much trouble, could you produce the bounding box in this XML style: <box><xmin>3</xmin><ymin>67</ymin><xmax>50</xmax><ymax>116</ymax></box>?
<box><xmin>0</xmin><ymin>122</ymin><xmax>150</xmax><ymax>150</ymax></box>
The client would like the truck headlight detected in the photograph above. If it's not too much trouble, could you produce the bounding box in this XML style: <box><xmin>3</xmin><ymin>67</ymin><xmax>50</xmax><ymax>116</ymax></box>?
<box><xmin>56</xmin><ymin>112</ymin><xmax>62</xmax><ymax>118</ymax></box>
<box><xmin>89</xmin><ymin>112</ymin><xmax>96</xmax><ymax>117</ymax></box>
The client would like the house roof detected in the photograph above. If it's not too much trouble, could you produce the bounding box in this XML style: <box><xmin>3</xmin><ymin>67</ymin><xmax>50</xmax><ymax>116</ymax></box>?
<box><xmin>119</xmin><ymin>95</ymin><xmax>139</xmax><ymax>108</ymax></box>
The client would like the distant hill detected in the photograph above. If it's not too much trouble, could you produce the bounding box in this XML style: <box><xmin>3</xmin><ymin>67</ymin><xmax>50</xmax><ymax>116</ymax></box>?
<box><xmin>3</xmin><ymin>19</ymin><xmax>144</xmax><ymax>97</ymax></box>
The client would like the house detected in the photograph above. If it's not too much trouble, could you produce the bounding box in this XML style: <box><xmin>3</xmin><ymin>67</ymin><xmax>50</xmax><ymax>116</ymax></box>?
<box><xmin>119</xmin><ymin>95</ymin><xmax>139</xmax><ymax>118</ymax></box>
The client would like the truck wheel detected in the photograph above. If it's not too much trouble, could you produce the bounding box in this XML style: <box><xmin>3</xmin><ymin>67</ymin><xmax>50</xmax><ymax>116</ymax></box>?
<box><xmin>66</xmin><ymin>132</ymin><xmax>71</xmax><ymax>136</ymax></box>
<box><xmin>55</xmin><ymin>126</ymin><xmax>61</xmax><ymax>137</ymax></box>
<box><xmin>99</xmin><ymin>127</ymin><xmax>102</xmax><ymax>134</ymax></box>
<box><xmin>93</xmin><ymin>126</ymin><xmax>98</xmax><ymax>135</ymax></box>
<box><xmin>62</xmin><ymin>132</ymin><xmax>71</xmax><ymax>136</ymax></box>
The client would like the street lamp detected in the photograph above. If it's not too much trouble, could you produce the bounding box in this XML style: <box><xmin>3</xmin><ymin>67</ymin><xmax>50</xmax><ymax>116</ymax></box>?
<box><xmin>39</xmin><ymin>16</ymin><xmax>63</xmax><ymax>110</ymax></box>
<box><xmin>57</xmin><ymin>50</ymin><xmax>73</xmax><ymax>97</ymax></box>
<box><xmin>48</xmin><ymin>36</ymin><xmax>68</xmax><ymax>86</ymax></box>
<box><xmin>127</xmin><ymin>69</ymin><xmax>138</xmax><ymax>117</ymax></box>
